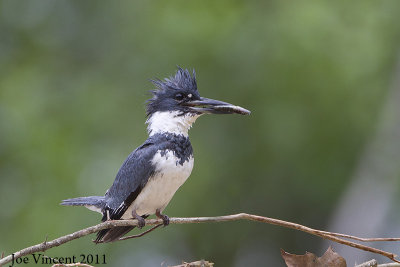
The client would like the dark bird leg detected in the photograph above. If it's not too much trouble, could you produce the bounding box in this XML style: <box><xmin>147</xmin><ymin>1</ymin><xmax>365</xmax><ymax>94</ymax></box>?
<box><xmin>156</xmin><ymin>209</ymin><xmax>170</xmax><ymax>226</ymax></box>
<box><xmin>132</xmin><ymin>210</ymin><xmax>145</xmax><ymax>228</ymax></box>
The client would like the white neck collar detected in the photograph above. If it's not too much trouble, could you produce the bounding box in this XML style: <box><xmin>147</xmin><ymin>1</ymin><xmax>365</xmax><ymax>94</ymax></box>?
<box><xmin>146</xmin><ymin>111</ymin><xmax>201</xmax><ymax>137</ymax></box>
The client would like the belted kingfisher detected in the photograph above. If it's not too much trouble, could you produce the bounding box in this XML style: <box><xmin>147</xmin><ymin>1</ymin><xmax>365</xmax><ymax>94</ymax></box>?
<box><xmin>61</xmin><ymin>67</ymin><xmax>250</xmax><ymax>243</ymax></box>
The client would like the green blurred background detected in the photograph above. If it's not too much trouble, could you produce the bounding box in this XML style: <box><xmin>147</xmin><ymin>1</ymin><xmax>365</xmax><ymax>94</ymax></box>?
<box><xmin>1</xmin><ymin>1</ymin><xmax>400</xmax><ymax>266</ymax></box>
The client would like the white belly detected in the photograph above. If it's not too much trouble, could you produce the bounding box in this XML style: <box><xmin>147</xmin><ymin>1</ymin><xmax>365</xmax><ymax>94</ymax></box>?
<box><xmin>122</xmin><ymin>150</ymin><xmax>194</xmax><ymax>219</ymax></box>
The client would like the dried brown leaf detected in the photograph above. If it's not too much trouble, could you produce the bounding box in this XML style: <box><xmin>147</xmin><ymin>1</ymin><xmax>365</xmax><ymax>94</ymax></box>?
<box><xmin>281</xmin><ymin>246</ymin><xmax>346</xmax><ymax>267</ymax></box>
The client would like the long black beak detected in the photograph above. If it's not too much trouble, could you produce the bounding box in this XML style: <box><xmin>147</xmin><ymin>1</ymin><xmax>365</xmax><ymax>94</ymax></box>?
<box><xmin>184</xmin><ymin>97</ymin><xmax>251</xmax><ymax>115</ymax></box>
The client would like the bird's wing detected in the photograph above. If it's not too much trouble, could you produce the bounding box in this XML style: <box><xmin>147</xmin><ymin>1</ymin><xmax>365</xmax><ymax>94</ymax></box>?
<box><xmin>104</xmin><ymin>139</ymin><xmax>159</xmax><ymax>220</ymax></box>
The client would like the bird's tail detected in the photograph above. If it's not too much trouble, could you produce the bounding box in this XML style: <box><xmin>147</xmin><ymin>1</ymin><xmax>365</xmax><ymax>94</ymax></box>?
<box><xmin>60</xmin><ymin>196</ymin><xmax>105</xmax><ymax>213</ymax></box>
<box><xmin>95</xmin><ymin>226</ymin><xmax>135</xmax><ymax>243</ymax></box>
<box><xmin>95</xmin><ymin>215</ymin><xmax>149</xmax><ymax>243</ymax></box>
<box><xmin>61</xmin><ymin>196</ymin><xmax>145</xmax><ymax>243</ymax></box>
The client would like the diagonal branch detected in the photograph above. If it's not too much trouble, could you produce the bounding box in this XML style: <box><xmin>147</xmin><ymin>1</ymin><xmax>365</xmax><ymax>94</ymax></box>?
<box><xmin>1</xmin><ymin>213</ymin><xmax>399</xmax><ymax>266</ymax></box>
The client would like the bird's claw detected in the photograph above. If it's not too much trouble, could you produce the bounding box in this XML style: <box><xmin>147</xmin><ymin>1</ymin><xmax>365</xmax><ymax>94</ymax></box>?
<box><xmin>132</xmin><ymin>210</ymin><xmax>146</xmax><ymax>229</ymax></box>
<box><xmin>160</xmin><ymin>214</ymin><xmax>170</xmax><ymax>226</ymax></box>
<box><xmin>156</xmin><ymin>210</ymin><xmax>170</xmax><ymax>227</ymax></box>
<box><xmin>137</xmin><ymin>216</ymin><xmax>146</xmax><ymax>229</ymax></box>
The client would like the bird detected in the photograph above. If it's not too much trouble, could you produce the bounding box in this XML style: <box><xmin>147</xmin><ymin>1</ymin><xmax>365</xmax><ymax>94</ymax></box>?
<box><xmin>61</xmin><ymin>67</ymin><xmax>250</xmax><ymax>243</ymax></box>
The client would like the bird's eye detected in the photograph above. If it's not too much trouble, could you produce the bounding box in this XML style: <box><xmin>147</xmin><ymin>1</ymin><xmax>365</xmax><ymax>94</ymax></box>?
<box><xmin>174</xmin><ymin>93</ymin><xmax>185</xmax><ymax>101</ymax></box>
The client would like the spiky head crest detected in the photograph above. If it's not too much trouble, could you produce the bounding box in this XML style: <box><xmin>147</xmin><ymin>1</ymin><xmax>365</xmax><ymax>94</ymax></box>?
<box><xmin>146</xmin><ymin>67</ymin><xmax>200</xmax><ymax>116</ymax></box>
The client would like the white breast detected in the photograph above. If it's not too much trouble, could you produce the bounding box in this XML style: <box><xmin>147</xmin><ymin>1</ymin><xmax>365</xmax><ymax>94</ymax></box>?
<box><xmin>122</xmin><ymin>150</ymin><xmax>194</xmax><ymax>219</ymax></box>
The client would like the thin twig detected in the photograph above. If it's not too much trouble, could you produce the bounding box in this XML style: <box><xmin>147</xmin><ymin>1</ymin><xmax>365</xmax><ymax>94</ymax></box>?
<box><xmin>94</xmin><ymin>223</ymin><xmax>163</xmax><ymax>243</ymax></box>
<box><xmin>355</xmin><ymin>259</ymin><xmax>378</xmax><ymax>267</ymax></box>
<box><xmin>170</xmin><ymin>260</ymin><xmax>214</xmax><ymax>267</ymax></box>
<box><xmin>0</xmin><ymin>213</ymin><xmax>399</xmax><ymax>266</ymax></box>
<box><xmin>52</xmin><ymin>263</ymin><xmax>94</xmax><ymax>267</ymax></box>
<box><xmin>118</xmin><ymin>223</ymin><xmax>163</xmax><ymax>241</ymax></box>
<box><xmin>313</xmin><ymin>230</ymin><xmax>400</xmax><ymax>242</ymax></box>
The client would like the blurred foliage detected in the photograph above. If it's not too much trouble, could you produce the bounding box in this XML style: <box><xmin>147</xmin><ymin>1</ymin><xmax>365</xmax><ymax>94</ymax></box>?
<box><xmin>1</xmin><ymin>1</ymin><xmax>400</xmax><ymax>266</ymax></box>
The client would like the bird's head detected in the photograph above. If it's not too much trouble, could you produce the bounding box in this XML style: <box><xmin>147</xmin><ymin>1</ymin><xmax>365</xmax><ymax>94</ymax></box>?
<box><xmin>146</xmin><ymin>67</ymin><xmax>250</xmax><ymax>137</ymax></box>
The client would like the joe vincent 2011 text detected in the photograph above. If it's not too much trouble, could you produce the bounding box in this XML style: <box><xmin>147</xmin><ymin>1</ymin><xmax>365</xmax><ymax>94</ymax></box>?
<box><xmin>9</xmin><ymin>253</ymin><xmax>106</xmax><ymax>266</ymax></box>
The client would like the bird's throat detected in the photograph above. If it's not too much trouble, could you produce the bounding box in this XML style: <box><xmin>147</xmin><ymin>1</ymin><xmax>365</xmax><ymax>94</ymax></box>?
<box><xmin>146</xmin><ymin>111</ymin><xmax>201</xmax><ymax>137</ymax></box>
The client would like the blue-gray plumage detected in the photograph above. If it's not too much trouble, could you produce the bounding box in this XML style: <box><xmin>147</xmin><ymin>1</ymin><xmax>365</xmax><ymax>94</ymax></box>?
<box><xmin>61</xmin><ymin>67</ymin><xmax>250</xmax><ymax>243</ymax></box>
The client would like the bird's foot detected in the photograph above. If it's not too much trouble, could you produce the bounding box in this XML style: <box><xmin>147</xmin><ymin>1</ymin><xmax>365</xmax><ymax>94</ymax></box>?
<box><xmin>156</xmin><ymin>209</ymin><xmax>170</xmax><ymax>227</ymax></box>
<box><xmin>132</xmin><ymin>210</ymin><xmax>146</xmax><ymax>229</ymax></box>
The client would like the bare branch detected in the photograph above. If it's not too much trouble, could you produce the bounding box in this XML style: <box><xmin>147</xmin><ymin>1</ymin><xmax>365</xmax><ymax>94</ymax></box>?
<box><xmin>1</xmin><ymin>213</ymin><xmax>399</xmax><ymax>266</ymax></box>
<box><xmin>170</xmin><ymin>260</ymin><xmax>214</xmax><ymax>267</ymax></box>
<box><xmin>355</xmin><ymin>259</ymin><xmax>378</xmax><ymax>267</ymax></box>
<box><xmin>52</xmin><ymin>263</ymin><xmax>95</xmax><ymax>267</ymax></box>
<box><xmin>317</xmin><ymin>232</ymin><xmax>400</xmax><ymax>242</ymax></box>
